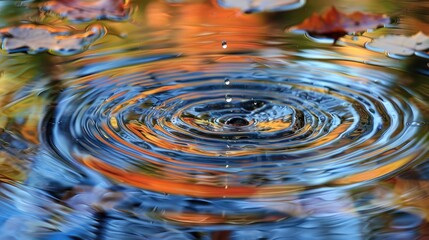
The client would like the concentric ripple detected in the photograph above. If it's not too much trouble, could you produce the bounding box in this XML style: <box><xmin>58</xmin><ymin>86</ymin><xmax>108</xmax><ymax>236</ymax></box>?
<box><xmin>49</xmin><ymin>60</ymin><xmax>429</xmax><ymax>198</ymax></box>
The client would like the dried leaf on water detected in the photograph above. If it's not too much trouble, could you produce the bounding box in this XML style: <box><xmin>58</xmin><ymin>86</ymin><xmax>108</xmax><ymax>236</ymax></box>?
<box><xmin>366</xmin><ymin>32</ymin><xmax>429</xmax><ymax>56</ymax></box>
<box><xmin>289</xmin><ymin>6</ymin><xmax>390</xmax><ymax>41</ymax></box>
<box><xmin>216</xmin><ymin>0</ymin><xmax>305</xmax><ymax>13</ymax></box>
<box><xmin>0</xmin><ymin>24</ymin><xmax>105</xmax><ymax>55</ymax></box>
<box><xmin>41</xmin><ymin>0</ymin><xmax>130</xmax><ymax>22</ymax></box>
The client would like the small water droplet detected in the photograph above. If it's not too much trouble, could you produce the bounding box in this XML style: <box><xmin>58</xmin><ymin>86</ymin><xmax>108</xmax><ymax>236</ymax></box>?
<box><xmin>352</xmin><ymin>36</ymin><xmax>358</xmax><ymax>41</ymax></box>
<box><xmin>225</xmin><ymin>95</ymin><xmax>232</xmax><ymax>102</ymax></box>
<box><xmin>224</xmin><ymin>78</ymin><xmax>230</xmax><ymax>85</ymax></box>
<box><xmin>407</xmin><ymin>121</ymin><xmax>426</xmax><ymax>127</ymax></box>
<box><xmin>222</xmin><ymin>40</ymin><xmax>227</xmax><ymax>49</ymax></box>
<box><xmin>225</xmin><ymin>165</ymin><xmax>229</xmax><ymax>168</ymax></box>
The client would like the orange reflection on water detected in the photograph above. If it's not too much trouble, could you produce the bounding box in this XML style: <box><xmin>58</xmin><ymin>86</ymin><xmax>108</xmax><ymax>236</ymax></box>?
<box><xmin>145</xmin><ymin>0</ymin><xmax>267</xmax><ymax>56</ymax></box>
<box><xmin>162</xmin><ymin>211</ymin><xmax>287</xmax><ymax>225</ymax></box>
<box><xmin>80</xmin><ymin>155</ymin><xmax>304</xmax><ymax>198</ymax></box>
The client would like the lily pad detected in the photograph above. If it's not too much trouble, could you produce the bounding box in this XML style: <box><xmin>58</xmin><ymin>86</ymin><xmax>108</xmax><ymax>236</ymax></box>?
<box><xmin>41</xmin><ymin>0</ymin><xmax>130</xmax><ymax>22</ymax></box>
<box><xmin>366</xmin><ymin>32</ymin><xmax>429</xmax><ymax>56</ymax></box>
<box><xmin>217</xmin><ymin>0</ymin><xmax>305</xmax><ymax>13</ymax></box>
<box><xmin>0</xmin><ymin>24</ymin><xmax>105</xmax><ymax>55</ymax></box>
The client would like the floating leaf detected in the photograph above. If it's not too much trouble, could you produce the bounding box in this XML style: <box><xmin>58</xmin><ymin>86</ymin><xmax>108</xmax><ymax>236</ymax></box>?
<box><xmin>41</xmin><ymin>0</ymin><xmax>130</xmax><ymax>22</ymax></box>
<box><xmin>289</xmin><ymin>6</ymin><xmax>390</xmax><ymax>41</ymax></box>
<box><xmin>366</xmin><ymin>32</ymin><xmax>429</xmax><ymax>56</ymax></box>
<box><xmin>217</xmin><ymin>0</ymin><xmax>305</xmax><ymax>13</ymax></box>
<box><xmin>0</xmin><ymin>24</ymin><xmax>105</xmax><ymax>55</ymax></box>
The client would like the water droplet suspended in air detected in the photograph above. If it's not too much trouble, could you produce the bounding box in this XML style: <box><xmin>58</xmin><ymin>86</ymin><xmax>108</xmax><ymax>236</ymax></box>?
<box><xmin>222</xmin><ymin>40</ymin><xmax>227</xmax><ymax>49</ymax></box>
<box><xmin>225</xmin><ymin>95</ymin><xmax>232</xmax><ymax>102</ymax></box>
<box><xmin>225</xmin><ymin>94</ymin><xmax>232</xmax><ymax>102</ymax></box>
<box><xmin>224</xmin><ymin>78</ymin><xmax>230</xmax><ymax>85</ymax></box>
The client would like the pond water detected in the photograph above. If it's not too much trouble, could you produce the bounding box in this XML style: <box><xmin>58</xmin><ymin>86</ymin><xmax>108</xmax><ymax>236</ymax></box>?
<box><xmin>0</xmin><ymin>0</ymin><xmax>429</xmax><ymax>239</ymax></box>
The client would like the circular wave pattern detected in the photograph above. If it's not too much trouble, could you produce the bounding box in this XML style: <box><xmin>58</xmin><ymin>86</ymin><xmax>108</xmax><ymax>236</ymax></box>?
<box><xmin>50</xmin><ymin>61</ymin><xmax>429</xmax><ymax>198</ymax></box>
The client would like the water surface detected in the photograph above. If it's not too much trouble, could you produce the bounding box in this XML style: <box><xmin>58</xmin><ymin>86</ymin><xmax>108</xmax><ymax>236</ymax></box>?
<box><xmin>0</xmin><ymin>0</ymin><xmax>429</xmax><ymax>239</ymax></box>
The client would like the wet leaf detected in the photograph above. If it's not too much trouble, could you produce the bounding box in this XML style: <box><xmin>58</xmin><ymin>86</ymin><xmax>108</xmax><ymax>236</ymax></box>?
<box><xmin>366</xmin><ymin>32</ymin><xmax>429</xmax><ymax>56</ymax></box>
<box><xmin>217</xmin><ymin>0</ymin><xmax>305</xmax><ymax>13</ymax></box>
<box><xmin>0</xmin><ymin>24</ymin><xmax>105</xmax><ymax>55</ymax></box>
<box><xmin>289</xmin><ymin>6</ymin><xmax>390</xmax><ymax>40</ymax></box>
<box><xmin>41</xmin><ymin>0</ymin><xmax>130</xmax><ymax>22</ymax></box>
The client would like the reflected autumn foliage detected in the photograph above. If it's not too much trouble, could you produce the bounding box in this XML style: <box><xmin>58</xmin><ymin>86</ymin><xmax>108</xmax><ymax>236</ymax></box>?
<box><xmin>0</xmin><ymin>151</ymin><xmax>28</xmax><ymax>183</ymax></box>
<box><xmin>80</xmin><ymin>154</ymin><xmax>304</xmax><ymax>199</ymax></box>
<box><xmin>146</xmin><ymin>0</ymin><xmax>267</xmax><ymax>55</ymax></box>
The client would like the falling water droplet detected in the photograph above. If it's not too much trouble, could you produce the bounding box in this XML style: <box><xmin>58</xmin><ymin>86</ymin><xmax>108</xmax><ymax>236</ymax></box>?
<box><xmin>222</xmin><ymin>40</ymin><xmax>227</xmax><ymax>49</ymax></box>
<box><xmin>225</xmin><ymin>94</ymin><xmax>232</xmax><ymax>102</ymax></box>
<box><xmin>224</xmin><ymin>78</ymin><xmax>230</xmax><ymax>85</ymax></box>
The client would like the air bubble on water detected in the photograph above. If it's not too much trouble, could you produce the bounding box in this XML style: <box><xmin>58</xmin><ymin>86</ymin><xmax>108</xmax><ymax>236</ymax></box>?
<box><xmin>222</xmin><ymin>40</ymin><xmax>227</xmax><ymax>49</ymax></box>
<box><xmin>225</xmin><ymin>94</ymin><xmax>232</xmax><ymax>102</ymax></box>
<box><xmin>224</xmin><ymin>78</ymin><xmax>230</xmax><ymax>85</ymax></box>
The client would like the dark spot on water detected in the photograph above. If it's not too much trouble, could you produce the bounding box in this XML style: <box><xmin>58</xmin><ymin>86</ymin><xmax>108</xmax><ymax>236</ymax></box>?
<box><xmin>244</xmin><ymin>9</ymin><xmax>256</xmax><ymax>14</ymax></box>
<box><xmin>186</xmin><ymin>199</ymin><xmax>212</xmax><ymax>206</ymax></box>
<box><xmin>226</xmin><ymin>117</ymin><xmax>250</xmax><ymax>127</ymax></box>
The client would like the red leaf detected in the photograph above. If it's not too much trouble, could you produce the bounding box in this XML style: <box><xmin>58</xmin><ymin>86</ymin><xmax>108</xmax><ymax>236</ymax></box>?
<box><xmin>290</xmin><ymin>6</ymin><xmax>390</xmax><ymax>40</ymax></box>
